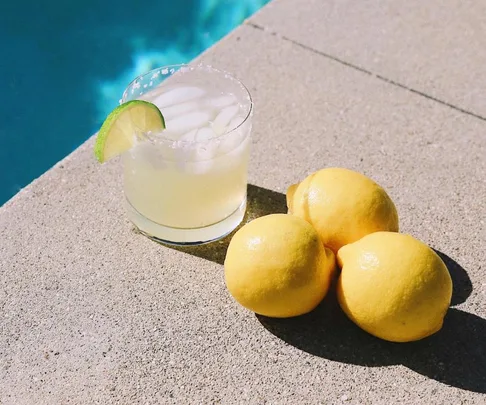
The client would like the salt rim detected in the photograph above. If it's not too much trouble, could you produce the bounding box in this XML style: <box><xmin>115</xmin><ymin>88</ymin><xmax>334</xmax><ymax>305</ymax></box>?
<box><xmin>122</xmin><ymin>63</ymin><xmax>253</xmax><ymax>146</ymax></box>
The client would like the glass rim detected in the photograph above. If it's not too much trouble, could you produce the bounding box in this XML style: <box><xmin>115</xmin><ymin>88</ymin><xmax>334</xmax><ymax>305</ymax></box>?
<box><xmin>123</xmin><ymin>63</ymin><xmax>253</xmax><ymax>145</ymax></box>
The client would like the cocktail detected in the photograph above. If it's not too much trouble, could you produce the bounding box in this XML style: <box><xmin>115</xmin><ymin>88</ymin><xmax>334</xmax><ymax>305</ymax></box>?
<box><xmin>95</xmin><ymin>64</ymin><xmax>253</xmax><ymax>244</ymax></box>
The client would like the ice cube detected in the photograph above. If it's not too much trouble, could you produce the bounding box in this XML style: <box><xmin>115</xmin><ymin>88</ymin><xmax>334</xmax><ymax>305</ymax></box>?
<box><xmin>196</xmin><ymin>127</ymin><xmax>217</xmax><ymax>142</ymax></box>
<box><xmin>149</xmin><ymin>129</ymin><xmax>179</xmax><ymax>141</ymax></box>
<box><xmin>161</xmin><ymin>101</ymin><xmax>199</xmax><ymax>120</ymax></box>
<box><xmin>179</xmin><ymin>128</ymin><xmax>198</xmax><ymax>142</ymax></box>
<box><xmin>173</xmin><ymin>142</ymin><xmax>195</xmax><ymax>172</ymax></box>
<box><xmin>212</xmin><ymin>105</ymin><xmax>240</xmax><ymax>135</ymax></box>
<box><xmin>190</xmin><ymin>151</ymin><xmax>215</xmax><ymax>175</ymax></box>
<box><xmin>205</xmin><ymin>94</ymin><xmax>237</xmax><ymax>109</ymax></box>
<box><xmin>191</xmin><ymin>127</ymin><xmax>219</xmax><ymax>175</ymax></box>
<box><xmin>218</xmin><ymin>116</ymin><xmax>246</xmax><ymax>153</ymax></box>
<box><xmin>165</xmin><ymin>111</ymin><xmax>211</xmax><ymax>135</ymax></box>
<box><xmin>130</xmin><ymin>140</ymin><xmax>170</xmax><ymax>170</ymax></box>
<box><xmin>152</xmin><ymin>86</ymin><xmax>205</xmax><ymax>109</ymax></box>
<box><xmin>187</xmin><ymin>159</ymin><xmax>213</xmax><ymax>176</ymax></box>
<box><xmin>227</xmin><ymin>115</ymin><xmax>245</xmax><ymax>132</ymax></box>
<box><xmin>174</xmin><ymin>129</ymin><xmax>197</xmax><ymax>166</ymax></box>
<box><xmin>173</xmin><ymin>127</ymin><xmax>214</xmax><ymax>173</ymax></box>
<box><xmin>220</xmin><ymin>135</ymin><xmax>251</xmax><ymax>172</ymax></box>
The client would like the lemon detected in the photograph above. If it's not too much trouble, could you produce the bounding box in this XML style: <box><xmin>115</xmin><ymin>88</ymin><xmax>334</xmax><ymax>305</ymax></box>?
<box><xmin>94</xmin><ymin>100</ymin><xmax>165</xmax><ymax>163</ymax></box>
<box><xmin>224</xmin><ymin>214</ymin><xmax>336</xmax><ymax>318</ymax></box>
<box><xmin>287</xmin><ymin>167</ymin><xmax>399</xmax><ymax>253</ymax></box>
<box><xmin>337</xmin><ymin>232</ymin><xmax>453</xmax><ymax>342</ymax></box>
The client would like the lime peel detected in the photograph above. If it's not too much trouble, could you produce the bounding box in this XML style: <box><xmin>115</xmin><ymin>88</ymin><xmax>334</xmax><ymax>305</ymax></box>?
<box><xmin>94</xmin><ymin>100</ymin><xmax>165</xmax><ymax>163</ymax></box>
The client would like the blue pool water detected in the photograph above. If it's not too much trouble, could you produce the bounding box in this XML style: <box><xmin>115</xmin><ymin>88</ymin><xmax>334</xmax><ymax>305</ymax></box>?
<box><xmin>0</xmin><ymin>0</ymin><xmax>269</xmax><ymax>206</ymax></box>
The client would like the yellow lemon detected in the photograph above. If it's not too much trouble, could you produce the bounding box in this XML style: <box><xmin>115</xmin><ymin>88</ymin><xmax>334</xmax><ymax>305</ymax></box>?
<box><xmin>287</xmin><ymin>167</ymin><xmax>399</xmax><ymax>253</ymax></box>
<box><xmin>337</xmin><ymin>232</ymin><xmax>453</xmax><ymax>342</ymax></box>
<box><xmin>224</xmin><ymin>214</ymin><xmax>335</xmax><ymax>318</ymax></box>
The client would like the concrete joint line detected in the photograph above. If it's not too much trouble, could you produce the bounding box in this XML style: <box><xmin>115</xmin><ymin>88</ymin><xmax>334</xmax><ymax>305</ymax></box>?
<box><xmin>246</xmin><ymin>21</ymin><xmax>486</xmax><ymax>123</ymax></box>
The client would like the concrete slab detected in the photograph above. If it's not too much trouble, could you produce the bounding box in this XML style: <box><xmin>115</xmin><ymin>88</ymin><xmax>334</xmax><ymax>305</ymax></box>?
<box><xmin>251</xmin><ymin>0</ymin><xmax>486</xmax><ymax>119</ymax></box>
<box><xmin>1</xmin><ymin>24</ymin><xmax>485</xmax><ymax>404</ymax></box>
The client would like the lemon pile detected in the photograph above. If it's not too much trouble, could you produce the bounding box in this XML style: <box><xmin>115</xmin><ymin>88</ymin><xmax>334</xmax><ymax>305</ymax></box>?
<box><xmin>224</xmin><ymin>167</ymin><xmax>452</xmax><ymax>343</ymax></box>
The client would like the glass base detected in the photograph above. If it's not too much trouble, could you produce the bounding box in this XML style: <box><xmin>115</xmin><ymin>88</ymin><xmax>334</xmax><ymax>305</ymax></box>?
<box><xmin>125</xmin><ymin>198</ymin><xmax>246</xmax><ymax>246</ymax></box>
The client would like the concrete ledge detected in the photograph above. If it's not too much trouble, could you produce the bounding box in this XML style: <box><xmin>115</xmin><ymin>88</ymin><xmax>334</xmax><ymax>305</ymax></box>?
<box><xmin>251</xmin><ymin>0</ymin><xmax>486</xmax><ymax>119</ymax></box>
<box><xmin>1</xmin><ymin>9</ymin><xmax>485</xmax><ymax>405</ymax></box>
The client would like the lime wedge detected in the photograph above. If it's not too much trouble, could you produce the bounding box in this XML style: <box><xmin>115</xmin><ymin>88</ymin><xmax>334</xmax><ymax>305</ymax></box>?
<box><xmin>94</xmin><ymin>100</ymin><xmax>165</xmax><ymax>163</ymax></box>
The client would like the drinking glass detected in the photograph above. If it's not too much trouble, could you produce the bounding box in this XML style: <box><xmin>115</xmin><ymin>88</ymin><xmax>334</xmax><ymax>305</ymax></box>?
<box><xmin>121</xmin><ymin>64</ymin><xmax>253</xmax><ymax>245</ymax></box>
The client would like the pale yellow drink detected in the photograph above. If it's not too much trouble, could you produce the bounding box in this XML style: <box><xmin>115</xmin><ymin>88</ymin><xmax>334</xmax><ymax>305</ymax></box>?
<box><xmin>121</xmin><ymin>65</ymin><xmax>252</xmax><ymax>244</ymax></box>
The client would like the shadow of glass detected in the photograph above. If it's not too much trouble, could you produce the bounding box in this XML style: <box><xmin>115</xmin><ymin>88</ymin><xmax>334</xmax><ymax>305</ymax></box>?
<box><xmin>433</xmin><ymin>249</ymin><xmax>472</xmax><ymax>306</ymax></box>
<box><xmin>167</xmin><ymin>184</ymin><xmax>288</xmax><ymax>265</ymax></box>
<box><xmin>258</xmin><ymin>287</ymin><xmax>486</xmax><ymax>393</ymax></box>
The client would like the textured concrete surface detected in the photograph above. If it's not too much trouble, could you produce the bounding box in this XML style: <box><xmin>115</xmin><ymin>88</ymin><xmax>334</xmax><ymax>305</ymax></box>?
<box><xmin>251</xmin><ymin>0</ymin><xmax>486</xmax><ymax>119</ymax></box>
<box><xmin>1</xmin><ymin>13</ymin><xmax>486</xmax><ymax>405</ymax></box>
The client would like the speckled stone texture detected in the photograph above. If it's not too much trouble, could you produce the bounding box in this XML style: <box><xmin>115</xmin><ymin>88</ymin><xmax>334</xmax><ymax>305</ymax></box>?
<box><xmin>1</xmin><ymin>7</ymin><xmax>485</xmax><ymax>405</ymax></box>
<box><xmin>252</xmin><ymin>0</ymin><xmax>486</xmax><ymax>119</ymax></box>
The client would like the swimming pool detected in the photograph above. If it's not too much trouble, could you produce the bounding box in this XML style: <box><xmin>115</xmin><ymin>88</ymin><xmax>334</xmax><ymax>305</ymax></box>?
<box><xmin>0</xmin><ymin>0</ymin><xmax>270</xmax><ymax>206</ymax></box>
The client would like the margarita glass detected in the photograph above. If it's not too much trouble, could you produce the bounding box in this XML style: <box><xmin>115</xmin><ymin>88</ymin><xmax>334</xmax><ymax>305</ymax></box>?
<box><xmin>121</xmin><ymin>64</ymin><xmax>253</xmax><ymax>245</ymax></box>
